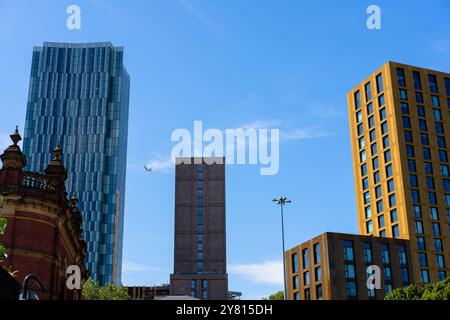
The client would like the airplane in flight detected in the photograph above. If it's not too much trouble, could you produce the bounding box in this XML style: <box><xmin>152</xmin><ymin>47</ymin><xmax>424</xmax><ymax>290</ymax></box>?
<box><xmin>144</xmin><ymin>165</ymin><xmax>152</xmax><ymax>172</ymax></box>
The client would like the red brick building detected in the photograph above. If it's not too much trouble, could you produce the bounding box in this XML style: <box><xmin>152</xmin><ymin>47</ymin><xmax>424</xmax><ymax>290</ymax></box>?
<box><xmin>0</xmin><ymin>127</ymin><xmax>87</xmax><ymax>300</ymax></box>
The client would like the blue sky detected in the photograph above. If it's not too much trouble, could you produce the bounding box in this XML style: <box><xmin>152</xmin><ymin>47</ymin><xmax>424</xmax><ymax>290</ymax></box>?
<box><xmin>0</xmin><ymin>0</ymin><xmax>449</xmax><ymax>299</ymax></box>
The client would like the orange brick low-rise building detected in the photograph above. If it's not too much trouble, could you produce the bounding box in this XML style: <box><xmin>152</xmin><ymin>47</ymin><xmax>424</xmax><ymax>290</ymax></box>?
<box><xmin>0</xmin><ymin>128</ymin><xmax>87</xmax><ymax>299</ymax></box>
<box><xmin>285</xmin><ymin>232</ymin><xmax>413</xmax><ymax>300</ymax></box>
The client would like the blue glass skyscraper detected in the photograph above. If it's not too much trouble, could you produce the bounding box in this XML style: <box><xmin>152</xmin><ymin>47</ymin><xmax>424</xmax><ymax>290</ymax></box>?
<box><xmin>22</xmin><ymin>42</ymin><xmax>130</xmax><ymax>285</ymax></box>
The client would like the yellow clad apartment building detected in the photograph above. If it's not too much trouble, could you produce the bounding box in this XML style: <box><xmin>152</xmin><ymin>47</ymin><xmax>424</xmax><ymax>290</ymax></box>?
<box><xmin>348</xmin><ymin>62</ymin><xmax>449</xmax><ymax>285</ymax></box>
<box><xmin>286</xmin><ymin>62</ymin><xmax>449</xmax><ymax>300</ymax></box>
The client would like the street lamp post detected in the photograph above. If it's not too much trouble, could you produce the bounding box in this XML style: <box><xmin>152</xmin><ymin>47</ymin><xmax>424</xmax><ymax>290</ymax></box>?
<box><xmin>272</xmin><ymin>196</ymin><xmax>291</xmax><ymax>301</ymax></box>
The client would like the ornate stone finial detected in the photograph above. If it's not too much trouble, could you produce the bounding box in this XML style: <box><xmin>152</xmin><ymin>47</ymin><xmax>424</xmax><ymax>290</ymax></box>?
<box><xmin>0</xmin><ymin>127</ymin><xmax>26</xmax><ymax>170</ymax></box>
<box><xmin>70</xmin><ymin>192</ymin><xmax>78</xmax><ymax>207</ymax></box>
<box><xmin>44</xmin><ymin>142</ymin><xmax>67</xmax><ymax>186</ymax></box>
<box><xmin>10</xmin><ymin>126</ymin><xmax>21</xmax><ymax>146</ymax></box>
<box><xmin>53</xmin><ymin>143</ymin><xmax>62</xmax><ymax>160</ymax></box>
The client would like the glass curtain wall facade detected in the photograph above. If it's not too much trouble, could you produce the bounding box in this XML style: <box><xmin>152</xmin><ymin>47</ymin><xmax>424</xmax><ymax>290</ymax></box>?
<box><xmin>22</xmin><ymin>42</ymin><xmax>130</xmax><ymax>285</ymax></box>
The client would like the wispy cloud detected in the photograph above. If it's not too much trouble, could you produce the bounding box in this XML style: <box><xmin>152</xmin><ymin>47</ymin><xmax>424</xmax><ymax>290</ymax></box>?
<box><xmin>138</xmin><ymin>121</ymin><xmax>331</xmax><ymax>173</ymax></box>
<box><xmin>281</xmin><ymin>126</ymin><xmax>333</xmax><ymax>141</ymax></box>
<box><xmin>229</xmin><ymin>260</ymin><xmax>283</xmax><ymax>285</ymax></box>
<box><xmin>122</xmin><ymin>262</ymin><xmax>162</xmax><ymax>272</ymax></box>
<box><xmin>145</xmin><ymin>154</ymin><xmax>174</xmax><ymax>173</ymax></box>
<box><xmin>179</xmin><ymin>0</ymin><xmax>219</xmax><ymax>31</ymax></box>
<box><xmin>180</xmin><ymin>0</ymin><xmax>208</xmax><ymax>22</ymax></box>
<box><xmin>127</xmin><ymin>153</ymin><xmax>174</xmax><ymax>174</ymax></box>
<box><xmin>238</xmin><ymin>121</ymin><xmax>333</xmax><ymax>142</ymax></box>
<box><xmin>239</xmin><ymin>120</ymin><xmax>280</xmax><ymax>130</ymax></box>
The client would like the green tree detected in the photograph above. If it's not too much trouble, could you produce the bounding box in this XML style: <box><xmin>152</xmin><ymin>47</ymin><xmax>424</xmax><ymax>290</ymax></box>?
<box><xmin>263</xmin><ymin>291</ymin><xmax>284</xmax><ymax>300</ymax></box>
<box><xmin>82</xmin><ymin>278</ymin><xmax>130</xmax><ymax>300</ymax></box>
<box><xmin>421</xmin><ymin>277</ymin><xmax>450</xmax><ymax>300</ymax></box>
<box><xmin>385</xmin><ymin>284</ymin><xmax>425</xmax><ymax>300</ymax></box>
<box><xmin>0</xmin><ymin>204</ymin><xmax>16</xmax><ymax>277</ymax></box>
<box><xmin>385</xmin><ymin>277</ymin><xmax>450</xmax><ymax>300</ymax></box>
<box><xmin>0</xmin><ymin>195</ymin><xmax>5</xmax><ymax>261</ymax></box>
<box><xmin>0</xmin><ymin>215</ymin><xmax>6</xmax><ymax>261</ymax></box>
